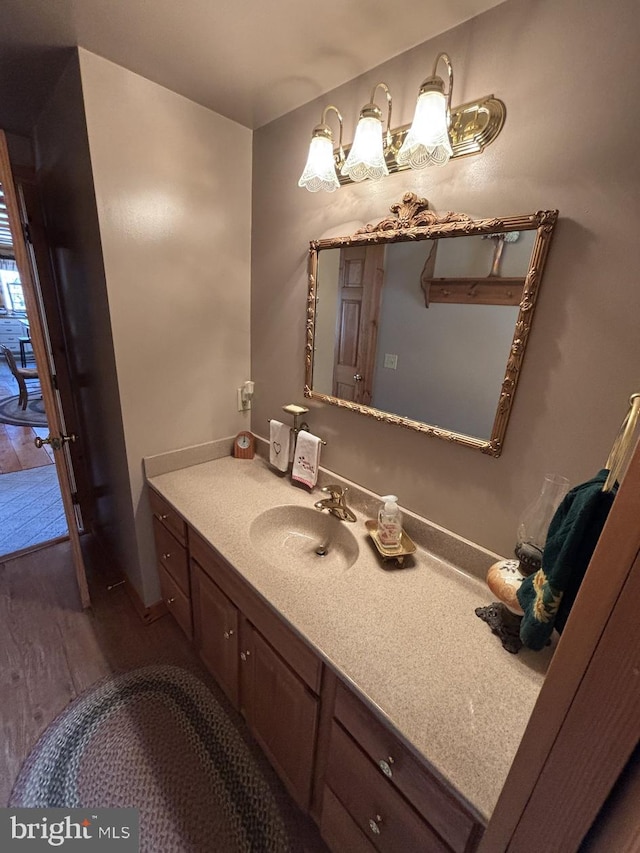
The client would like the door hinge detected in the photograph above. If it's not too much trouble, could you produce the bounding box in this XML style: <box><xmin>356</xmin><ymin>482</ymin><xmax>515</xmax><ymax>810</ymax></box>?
<box><xmin>71</xmin><ymin>491</ymin><xmax>79</xmax><ymax>505</ymax></box>
<box><xmin>22</xmin><ymin>222</ymin><xmax>32</xmax><ymax>244</ymax></box>
<box><xmin>51</xmin><ymin>373</ymin><xmax>59</xmax><ymax>390</ymax></box>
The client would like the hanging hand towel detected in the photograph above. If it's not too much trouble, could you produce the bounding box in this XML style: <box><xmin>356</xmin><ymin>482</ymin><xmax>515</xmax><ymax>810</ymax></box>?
<box><xmin>292</xmin><ymin>431</ymin><xmax>322</xmax><ymax>488</ymax></box>
<box><xmin>269</xmin><ymin>420</ymin><xmax>290</xmax><ymax>472</ymax></box>
<box><xmin>516</xmin><ymin>469</ymin><xmax>616</xmax><ymax>650</ymax></box>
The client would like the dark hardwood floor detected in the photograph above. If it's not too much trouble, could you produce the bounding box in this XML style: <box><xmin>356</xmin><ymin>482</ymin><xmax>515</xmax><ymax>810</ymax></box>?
<box><xmin>0</xmin><ymin>539</ymin><xmax>202</xmax><ymax>805</ymax></box>
<box><xmin>0</xmin><ymin>537</ymin><xmax>327</xmax><ymax>851</ymax></box>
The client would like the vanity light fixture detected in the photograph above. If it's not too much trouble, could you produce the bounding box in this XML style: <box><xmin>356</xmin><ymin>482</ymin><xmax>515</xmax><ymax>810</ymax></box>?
<box><xmin>298</xmin><ymin>54</ymin><xmax>505</xmax><ymax>191</ymax></box>
<box><xmin>340</xmin><ymin>82</ymin><xmax>392</xmax><ymax>183</ymax></box>
<box><xmin>396</xmin><ymin>52</ymin><xmax>453</xmax><ymax>169</ymax></box>
<box><xmin>298</xmin><ymin>105</ymin><xmax>345</xmax><ymax>193</ymax></box>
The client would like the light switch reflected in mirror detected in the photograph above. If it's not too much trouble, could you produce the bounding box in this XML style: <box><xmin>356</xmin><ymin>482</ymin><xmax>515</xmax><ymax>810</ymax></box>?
<box><xmin>305</xmin><ymin>194</ymin><xmax>558</xmax><ymax>456</ymax></box>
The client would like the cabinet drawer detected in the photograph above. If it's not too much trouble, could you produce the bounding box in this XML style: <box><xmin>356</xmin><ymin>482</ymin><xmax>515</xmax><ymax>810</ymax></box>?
<box><xmin>0</xmin><ymin>335</ymin><xmax>20</xmax><ymax>347</ymax></box>
<box><xmin>153</xmin><ymin>516</ymin><xmax>189</xmax><ymax>595</ymax></box>
<box><xmin>157</xmin><ymin>563</ymin><xmax>192</xmax><ymax>640</ymax></box>
<box><xmin>321</xmin><ymin>785</ymin><xmax>377</xmax><ymax>853</ymax></box>
<box><xmin>0</xmin><ymin>319</ymin><xmax>24</xmax><ymax>332</ymax></box>
<box><xmin>148</xmin><ymin>488</ymin><xmax>187</xmax><ymax>546</ymax></box>
<box><xmin>190</xmin><ymin>529</ymin><xmax>322</xmax><ymax>694</ymax></box>
<box><xmin>334</xmin><ymin>680</ymin><xmax>479</xmax><ymax>853</ymax></box>
<box><xmin>326</xmin><ymin>721</ymin><xmax>450</xmax><ymax>853</ymax></box>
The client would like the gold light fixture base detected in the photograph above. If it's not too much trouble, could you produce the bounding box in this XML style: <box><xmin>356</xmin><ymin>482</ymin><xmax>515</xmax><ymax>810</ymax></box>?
<box><xmin>336</xmin><ymin>94</ymin><xmax>505</xmax><ymax>185</ymax></box>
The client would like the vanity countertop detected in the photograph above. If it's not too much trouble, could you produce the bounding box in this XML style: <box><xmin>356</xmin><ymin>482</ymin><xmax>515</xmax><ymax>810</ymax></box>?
<box><xmin>147</xmin><ymin>453</ymin><xmax>554</xmax><ymax>822</ymax></box>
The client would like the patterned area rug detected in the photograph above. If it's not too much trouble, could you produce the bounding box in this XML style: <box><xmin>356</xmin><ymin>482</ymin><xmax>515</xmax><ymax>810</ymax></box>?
<box><xmin>0</xmin><ymin>389</ymin><xmax>47</xmax><ymax>427</ymax></box>
<box><xmin>9</xmin><ymin>666</ymin><xmax>315</xmax><ymax>852</ymax></box>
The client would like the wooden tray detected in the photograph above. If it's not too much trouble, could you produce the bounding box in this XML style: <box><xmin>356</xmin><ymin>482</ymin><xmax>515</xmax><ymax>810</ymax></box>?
<box><xmin>365</xmin><ymin>520</ymin><xmax>417</xmax><ymax>566</ymax></box>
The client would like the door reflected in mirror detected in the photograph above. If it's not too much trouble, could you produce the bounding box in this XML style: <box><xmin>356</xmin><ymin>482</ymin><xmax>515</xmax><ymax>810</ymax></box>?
<box><xmin>306</xmin><ymin>193</ymin><xmax>558</xmax><ymax>456</ymax></box>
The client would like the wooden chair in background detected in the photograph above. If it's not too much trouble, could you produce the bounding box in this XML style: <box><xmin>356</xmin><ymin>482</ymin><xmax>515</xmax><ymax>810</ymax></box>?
<box><xmin>0</xmin><ymin>343</ymin><xmax>38</xmax><ymax>409</ymax></box>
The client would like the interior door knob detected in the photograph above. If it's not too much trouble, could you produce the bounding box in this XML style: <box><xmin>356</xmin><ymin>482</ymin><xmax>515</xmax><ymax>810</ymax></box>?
<box><xmin>353</xmin><ymin>373</ymin><xmax>363</xmax><ymax>381</ymax></box>
<box><xmin>34</xmin><ymin>433</ymin><xmax>76</xmax><ymax>451</ymax></box>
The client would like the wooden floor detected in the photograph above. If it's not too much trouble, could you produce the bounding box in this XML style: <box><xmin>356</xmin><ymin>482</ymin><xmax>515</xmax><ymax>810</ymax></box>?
<box><xmin>0</xmin><ymin>539</ymin><xmax>211</xmax><ymax>806</ymax></box>
<box><xmin>0</xmin><ymin>538</ymin><xmax>327</xmax><ymax>851</ymax></box>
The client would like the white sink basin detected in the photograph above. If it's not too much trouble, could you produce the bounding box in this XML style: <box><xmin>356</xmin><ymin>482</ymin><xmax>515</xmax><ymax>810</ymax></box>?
<box><xmin>249</xmin><ymin>505</ymin><xmax>359</xmax><ymax>573</ymax></box>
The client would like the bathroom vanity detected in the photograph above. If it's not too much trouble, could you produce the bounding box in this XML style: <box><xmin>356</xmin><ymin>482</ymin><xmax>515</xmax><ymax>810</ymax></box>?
<box><xmin>146</xmin><ymin>451</ymin><xmax>553</xmax><ymax>852</ymax></box>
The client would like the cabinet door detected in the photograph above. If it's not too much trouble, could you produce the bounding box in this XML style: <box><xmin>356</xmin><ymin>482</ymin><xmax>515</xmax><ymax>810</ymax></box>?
<box><xmin>192</xmin><ymin>563</ymin><xmax>239</xmax><ymax>708</ymax></box>
<box><xmin>240</xmin><ymin>619</ymin><xmax>319</xmax><ymax>811</ymax></box>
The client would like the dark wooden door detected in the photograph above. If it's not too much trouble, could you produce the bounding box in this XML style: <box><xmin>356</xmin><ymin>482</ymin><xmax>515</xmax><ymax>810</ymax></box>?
<box><xmin>12</xmin><ymin>166</ymin><xmax>94</xmax><ymax>531</ymax></box>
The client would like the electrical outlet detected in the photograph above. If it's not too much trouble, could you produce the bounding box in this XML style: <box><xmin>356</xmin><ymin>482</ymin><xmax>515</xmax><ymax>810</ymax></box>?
<box><xmin>384</xmin><ymin>353</ymin><xmax>398</xmax><ymax>370</ymax></box>
<box><xmin>237</xmin><ymin>387</ymin><xmax>250</xmax><ymax>411</ymax></box>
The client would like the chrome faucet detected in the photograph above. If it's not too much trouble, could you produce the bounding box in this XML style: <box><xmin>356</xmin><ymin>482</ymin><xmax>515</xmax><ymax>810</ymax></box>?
<box><xmin>314</xmin><ymin>484</ymin><xmax>357</xmax><ymax>523</ymax></box>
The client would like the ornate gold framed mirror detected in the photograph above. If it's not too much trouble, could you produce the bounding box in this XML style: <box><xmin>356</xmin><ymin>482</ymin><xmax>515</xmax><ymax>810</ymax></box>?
<box><xmin>305</xmin><ymin>193</ymin><xmax>558</xmax><ymax>456</ymax></box>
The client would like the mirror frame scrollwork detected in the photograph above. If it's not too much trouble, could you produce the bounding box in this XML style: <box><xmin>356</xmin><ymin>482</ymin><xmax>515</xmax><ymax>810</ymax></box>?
<box><xmin>304</xmin><ymin>192</ymin><xmax>558</xmax><ymax>456</ymax></box>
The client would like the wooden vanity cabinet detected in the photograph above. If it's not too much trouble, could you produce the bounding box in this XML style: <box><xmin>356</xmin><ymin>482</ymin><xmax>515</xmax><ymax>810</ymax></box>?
<box><xmin>319</xmin><ymin>679</ymin><xmax>484</xmax><ymax>853</ymax></box>
<box><xmin>149</xmin><ymin>490</ymin><xmax>192</xmax><ymax>639</ymax></box>
<box><xmin>189</xmin><ymin>529</ymin><xmax>321</xmax><ymax>811</ymax></box>
<box><xmin>148</xmin><ymin>487</ymin><xmax>485</xmax><ymax>847</ymax></box>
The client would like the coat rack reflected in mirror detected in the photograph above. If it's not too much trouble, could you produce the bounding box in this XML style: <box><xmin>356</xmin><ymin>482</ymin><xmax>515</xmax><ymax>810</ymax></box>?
<box><xmin>305</xmin><ymin>193</ymin><xmax>558</xmax><ymax>456</ymax></box>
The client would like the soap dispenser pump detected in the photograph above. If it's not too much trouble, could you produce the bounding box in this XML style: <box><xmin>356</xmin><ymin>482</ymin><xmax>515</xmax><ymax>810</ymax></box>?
<box><xmin>378</xmin><ymin>495</ymin><xmax>402</xmax><ymax>549</ymax></box>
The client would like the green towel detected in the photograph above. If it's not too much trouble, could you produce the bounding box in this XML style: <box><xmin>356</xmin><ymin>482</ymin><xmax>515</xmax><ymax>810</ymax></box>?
<box><xmin>516</xmin><ymin>469</ymin><xmax>616</xmax><ymax>651</ymax></box>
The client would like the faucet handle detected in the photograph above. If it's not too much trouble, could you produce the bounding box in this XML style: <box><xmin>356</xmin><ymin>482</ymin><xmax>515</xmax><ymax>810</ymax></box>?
<box><xmin>322</xmin><ymin>484</ymin><xmax>344</xmax><ymax>500</ymax></box>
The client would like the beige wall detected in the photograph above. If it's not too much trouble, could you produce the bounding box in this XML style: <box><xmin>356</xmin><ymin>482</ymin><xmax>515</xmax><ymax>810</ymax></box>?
<box><xmin>78</xmin><ymin>50</ymin><xmax>252</xmax><ymax>604</ymax></box>
<box><xmin>252</xmin><ymin>0</ymin><xmax>640</xmax><ymax>558</ymax></box>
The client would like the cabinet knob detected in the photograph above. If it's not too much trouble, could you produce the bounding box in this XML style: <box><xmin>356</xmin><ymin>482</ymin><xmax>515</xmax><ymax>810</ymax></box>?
<box><xmin>368</xmin><ymin>815</ymin><xmax>383</xmax><ymax>835</ymax></box>
<box><xmin>166</xmin><ymin>597</ymin><xmax>175</xmax><ymax>605</ymax></box>
<box><xmin>240</xmin><ymin>650</ymin><xmax>251</xmax><ymax>661</ymax></box>
<box><xmin>223</xmin><ymin>630</ymin><xmax>234</xmax><ymax>640</ymax></box>
<box><xmin>162</xmin><ymin>552</ymin><xmax>171</xmax><ymax>560</ymax></box>
<box><xmin>378</xmin><ymin>756</ymin><xmax>395</xmax><ymax>778</ymax></box>
<box><xmin>154</xmin><ymin>512</ymin><xmax>168</xmax><ymax>521</ymax></box>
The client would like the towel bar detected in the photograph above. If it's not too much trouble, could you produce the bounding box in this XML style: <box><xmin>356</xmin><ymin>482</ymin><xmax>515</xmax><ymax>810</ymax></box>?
<box><xmin>267</xmin><ymin>415</ymin><xmax>327</xmax><ymax>445</ymax></box>
<box><xmin>603</xmin><ymin>393</ymin><xmax>640</xmax><ymax>492</ymax></box>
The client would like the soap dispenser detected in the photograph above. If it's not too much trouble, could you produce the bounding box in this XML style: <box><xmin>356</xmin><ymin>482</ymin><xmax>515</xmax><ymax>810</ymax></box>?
<box><xmin>378</xmin><ymin>495</ymin><xmax>402</xmax><ymax>549</ymax></box>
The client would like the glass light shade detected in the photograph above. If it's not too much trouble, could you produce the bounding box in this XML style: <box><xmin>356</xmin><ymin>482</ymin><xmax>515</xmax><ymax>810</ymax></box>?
<box><xmin>298</xmin><ymin>135</ymin><xmax>339</xmax><ymax>193</ymax></box>
<box><xmin>515</xmin><ymin>473</ymin><xmax>570</xmax><ymax>576</ymax></box>
<box><xmin>341</xmin><ymin>115</ymin><xmax>389</xmax><ymax>182</ymax></box>
<box><xmin>397</xmin><ymin>90</ymin><xmax>453</xmax><ymax>169</ymax></box>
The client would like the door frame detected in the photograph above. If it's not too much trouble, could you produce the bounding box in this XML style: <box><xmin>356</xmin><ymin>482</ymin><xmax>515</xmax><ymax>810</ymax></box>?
<box><xmin>0</xmin><ymin>130</ymin><xmax>90</xmax><ymax>607</ymax></box>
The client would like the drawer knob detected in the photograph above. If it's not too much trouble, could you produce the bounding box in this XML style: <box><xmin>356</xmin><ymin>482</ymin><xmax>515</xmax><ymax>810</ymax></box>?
<box><xmin>378</xmin><ymin>757</ymin><xmax>395</xmax><ymax>778</ymax></box>
<box><xmin>223</xmin><ymin>629</ymin><xmax>234</xmax><ymax>640</ymax></box>
<box><xmin>166</xmin><ymin>597</ymin><xmax>175</xmax><ymax>605</ymax></box>
<box><xmin>368</xmin><ymin>815</ymin><xmax>383</xmax><ymax>835</ymax></box>
<box><xmin>240</xmin><ymin>650</ymin><xmax>251</xmax><ymax>661</ymax></box>
<box><xmin>162</xmin><ymin>552</ymin><xmax>171</xmax><ymax>560</ymax></box>
<box><xmin>154</xmin><ymin>512</ymin><xmax>168</xmax><ymax>521</ymax></box>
